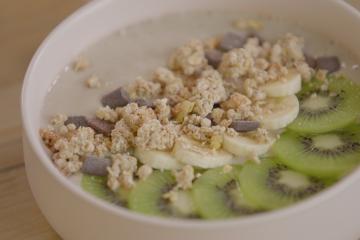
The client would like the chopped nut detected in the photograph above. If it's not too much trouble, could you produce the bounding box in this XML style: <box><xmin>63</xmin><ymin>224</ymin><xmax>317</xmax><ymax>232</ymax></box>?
<box><xmin>221</xmin><ymin>92</ymin><xmax>252</xmax><ymax>111</ymax></box>
<box><xmin>315</xmin><ymin>69</ymin><xmax>328</xmax><ymax>82</ymax></box>
<box><xmin>174</xmin><ymin>165</ymin><xmax>195</xmax><ymax>190</ymax></box>
<box><xmin>233</xmin><ymin>19</ymin><xmax>264</xmax><ymax>31</ymax></box>
<box><xmin>137</xmin><ymin>165</ymin><xmax>153</xmax><ymax>180</ymax></box>
<box><xmin>222</xmin><ymin>164</ymin><xmax>233</xmax><ymax>173</ymax></box>
<box><xmin>73</xmin><ymin>56</ymin><xmax>89</xmax><ymax>72</ymax></box>
<box><xmin>120</xmin><ymin>171</ymin><xmax>135</xmax><ymax>189</ymax></box>
<box><xmin>85</xmin><ymin>75</ymin><xmax>101</xmax><ymax>88</ymax></box>
<box><xmin>173</xmin><ymin>100</ymin><xmax>195</xmax><ymax>123</ymax></box>
<box><xmin>210</xmin><ymin>134</ymin><xmax>223</xmax><ymax>150</ymax></box>
<box><xmin>211</xmin><ymin>108</ymin><xmax>225</xmax><ymax>125</ymax></box>
<box><xmin>163</xmin><ymin>190</ymin><xmax>178</xmax><ymax>203</ymax></box>
<box><xmin>203</xmin><ymin>37</ymin><xmax>220</xmax><ymax>50</ymax></box>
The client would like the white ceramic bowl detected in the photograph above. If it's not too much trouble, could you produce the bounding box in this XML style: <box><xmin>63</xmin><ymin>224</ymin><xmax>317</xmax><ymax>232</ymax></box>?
<box><xmin>21</xmin><ymin>0</ymin><xmax>360</xmax><ymax>239</ymax></box>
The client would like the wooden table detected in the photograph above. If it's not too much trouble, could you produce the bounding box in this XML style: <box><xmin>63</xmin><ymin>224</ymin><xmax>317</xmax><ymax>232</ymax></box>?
<box><xmin>0</xmin><ymin>1</ymin><xmax>86</xmax><ymax>239</ymax></box>
<box><xmin>0</xmin><ymin>1</ymin><xmax>359</xmax><ymax>239</ymax></box>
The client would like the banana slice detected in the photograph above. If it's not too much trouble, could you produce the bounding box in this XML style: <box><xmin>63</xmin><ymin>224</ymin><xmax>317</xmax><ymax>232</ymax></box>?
<box><xmin>173</xmin><ymin>136</ymin><xmax>233</xmax><ymax>168</ymax></box>
<box><xmin>259</xmin><ymin>95</ymin><xmax>299</xmax><ymax>130</ymax></box>
<box><xmin>134</xmin><ymin>148</ymin><xmax>183</xmax><ymax>170</ymax></box>
<box><xmin>260</xmin><ymin>70</ymin><xmax>301</xmax><ymax>97</ymax></box>
<box><xmin>223</xmin><ymin>134</ymin><xmax>274</xmax><ymax>159</ymax></box>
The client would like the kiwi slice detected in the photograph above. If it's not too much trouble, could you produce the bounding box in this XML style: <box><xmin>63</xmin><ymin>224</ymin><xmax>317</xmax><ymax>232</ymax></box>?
<box><xmin>239</xmin><ymin>160</ymin><xmax>325</xmax><ymax>210</ymax></box>
<box><xmin>272</xmin><ymin>129</ymin><xmax>360</xmax><ymax>178</ymax></box>
<box><xmin>192</xmin><ymin>166</ymin><xmax>261</xmax><ymax>219</ymax></box>
<box><xmin>128</xmin><ymin>170</ymin><xmax>197</xmax><ymax>218</ymax></box>
<box><xmin>81</xmin><ymin>174</ymin><xmax>128</xmax><ymax>205</ymax></box>
<box><xmin>289</xmin><ymin>76</ymin><xmax>360</xmax><ymax>133</ymax></box>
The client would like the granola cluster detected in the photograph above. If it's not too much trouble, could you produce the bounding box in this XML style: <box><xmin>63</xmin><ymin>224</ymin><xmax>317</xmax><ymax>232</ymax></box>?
<box><xmin>41</xmin><ymin>30</ymin><xmax>319</xmax><ymax>191</ymax></box>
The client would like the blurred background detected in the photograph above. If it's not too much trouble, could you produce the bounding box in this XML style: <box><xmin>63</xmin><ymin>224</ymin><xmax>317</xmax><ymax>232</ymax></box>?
<box><xmin>0</xmin><ymin>0</ymin><xmax>359</xmax><ymax>239</ymax></box>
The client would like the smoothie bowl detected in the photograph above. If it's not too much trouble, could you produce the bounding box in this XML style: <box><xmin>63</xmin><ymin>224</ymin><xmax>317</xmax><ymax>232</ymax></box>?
<box><xmin>21</xmin><ymin>0</ymin><xmax>360</xmax><ymax>239</ymax></box>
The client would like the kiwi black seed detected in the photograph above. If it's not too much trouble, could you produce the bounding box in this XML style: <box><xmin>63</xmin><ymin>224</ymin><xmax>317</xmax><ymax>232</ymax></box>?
<box><xmin>81</xmin><ymin>174</ymin><xmax>127</xmax><ymax>206</ymax></box>
<box><xmin>192</xmin><ymin>166</ymin><xmax>262</xmax><ymax>219</ymax></box>
<box><xmin>273</xmin><ymin>129</ymin><xmax>360</xmax><ymax>178</ymax></box>
<box><xmin>289</xmin><ymin>76</ymin><xmax>360</xmax><ymax>133</ymax></box>
<box><xmin>128</xmin><ymin>170</ymin><xmax>197</xmax><ymax>218</ymax></box>
<box><xmin>239</xmin><ymin>159</ymin><xmax>325</xmax><ymax>210</ymax></box>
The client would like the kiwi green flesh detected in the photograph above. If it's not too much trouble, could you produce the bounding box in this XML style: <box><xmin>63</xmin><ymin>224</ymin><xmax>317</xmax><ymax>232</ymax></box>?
<box><xmin>128</xmin><ymin>171</ymin><xmax>197</xmax><ymax>218</ymax></box>
<box><xmin>81</xmin><ymin>174</ymin><xmax>125</xmax><ymax>205</ymax></box>
<box><xmin>192</xmin><ymin>166</ymin><xmax>261</xmax><ymax>219</ymax></box>
<box><xmin>289</xmin><ymin>77</ymin><xmax>360</xmax><ymax>134</ymax></box>
<box><xmin>272</xmin><ymin>130</ymin><xmax>360</xmax><ymax>179</ymax></box>
<box><xmin>239</xmin><ymin>160</ymin><xmax>324</xmax><ymax>210</ymax></box>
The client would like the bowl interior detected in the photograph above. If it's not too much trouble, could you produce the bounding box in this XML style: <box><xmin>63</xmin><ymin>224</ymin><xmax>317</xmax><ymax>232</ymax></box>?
<box><xmin>22</xmin><ymin>0</ymin><xmax>360</xmax><ymax>226</ymax></box>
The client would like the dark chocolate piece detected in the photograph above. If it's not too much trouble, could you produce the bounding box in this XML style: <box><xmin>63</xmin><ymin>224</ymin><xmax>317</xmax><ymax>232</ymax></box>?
<box><xmin>101</xmin><ymin>87</ymin><xmax>130</xmax><ymax>108</ymax></box>
<box><xmin>64</xmin><ymin>116</ymin><xmax>89</xmax><ymax>128</ymax></box>
<box><xmin>316</xmin><ymin>56</ymin><xmax>341</xmax><ymax>74</ymax></box>
<box><xmin>86</xmin><ymin>118</ymin><xmax>114</xmax><ymax>136</ymax></box>
<box><xmin>219</xmin><ymin>32</ymin><xmax>248</xmax><ymax>51</ymax></box>
<box><xmin>81</xmin><ymin>156</ymin><xmax>111</xmax><ymax>176</ymax></box>
<box><xmin>304</xmin><ymin>54</ymin><xmax>317</xmax><ymax>69</ymax></box>
<box><xmin>205</xmin><ymin>49</ymin><xmax>223</xmax><ymax>68</ymax></box>
<box><xmin>230</xmin><ymin>120</ymin><xmax>260</xmax><ymax>132</ymax></box>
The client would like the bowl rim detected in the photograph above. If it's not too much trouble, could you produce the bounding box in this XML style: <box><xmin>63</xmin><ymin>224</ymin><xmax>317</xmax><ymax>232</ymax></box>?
<box><xmin>21</xmin><ymin>0</ymin><xmax>360</xmax><ymax>228</ymax></box>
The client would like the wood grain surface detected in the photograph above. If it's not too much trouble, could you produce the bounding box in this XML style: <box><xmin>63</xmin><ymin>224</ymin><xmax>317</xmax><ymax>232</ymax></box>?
<box><xmin>0</xmin><ymin>1</ymin><xmax>86</xmax><ymax>239</ymax></box>
<box><xmin>0</xmin><ymin>1</ymin><xmax>359</xmax><ymax>240</ymax></box>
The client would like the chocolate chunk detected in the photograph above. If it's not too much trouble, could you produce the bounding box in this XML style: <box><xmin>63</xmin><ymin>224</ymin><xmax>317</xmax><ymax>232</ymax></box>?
<box><xmin>205</xmin><ymin>49</ymin><xmax>223</xmax><ymax>68</ymax></box>
<box><xmin>64</xmin><ymin>116</ymin><xmax>89</xmax><ymax>128</ymax></box>
<box><xmin>219</xmin><ymin>32</ymin><xmax>248</xmax><ymax>51</ymax></box>
<box><xmin>86</xmin><ymin>118</ymin><xmax>114</xmax><ymax>136</ymax></box>
<box><xmin>230</xmin><ymin>120</ymin><xmax>260</xmax><ymax>132</ymax></box>
<box><xmin>304</xmin><ymin>54</ymin><xmax>317</xmax><ymax>69</ymax></box>
<box><xmin>134</xmin><ymin>98</ymin><xmax>154</xmax><ymax>108</ymax></box>
<box><xmin>316</xmin><ymin>56</ymin><xmax>341</xmax><ymax>73</ymax></box>
<box><xmin>81</xmin><ymin>156</ymin><xmax>111</xmax><ymax>176</ymax></box>
<box><xmin>101</xmin><ymin>87</ymin><xmax>130</xmax><ymax>108</ymax></box>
